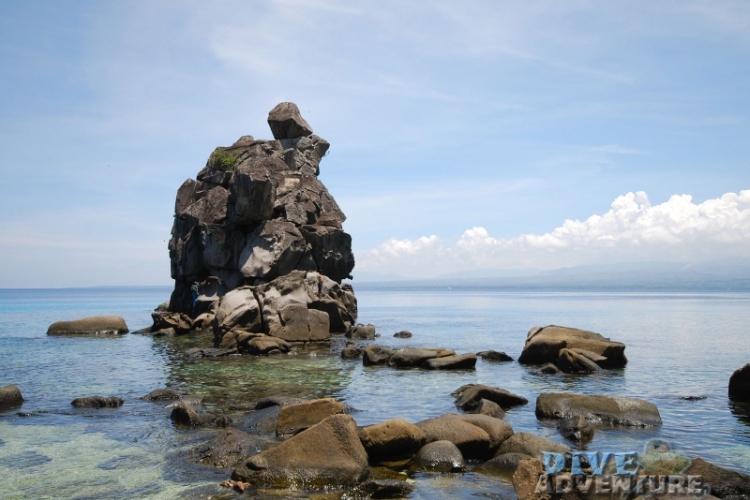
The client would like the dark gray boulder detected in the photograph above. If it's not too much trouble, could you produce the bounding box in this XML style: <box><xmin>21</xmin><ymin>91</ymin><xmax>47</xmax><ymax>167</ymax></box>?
<box><xmin>232</xmin><ymin>414</ymin><xmax>369</xmax><ymax>488</ymax></box>
<box><xmin>0</xmin><ymin>385</ymin><xmax>24</xmax><ymax>411</ymax></box>
<box><xmin>341</xmin><ymin>346</ymin><xmax>363</xmax><ymax>359</ymax></box>
<box><xmin>536</xmin><ymin>392</ymin><xmax>662</xmax><ymax>428</ymax></box>
<box><xmin>411</xmin><ymin>440</ymin><xmax>465</xmax><ymax>473</ymax></box>
<box><xmin>518</xmin><ymin>325</ymin><xmax>627</xmax><ymax>368</ymax></box>
<box><xmin>267</xmin><ymin>102</ymin><xmax>313</xmax><ymax>140</ymax></box>
<box><xmin>538</xmin><ymin>362</ymin><xmax>561</xmax><ymax>375</ymax></box>
<box><xmin>729</xmin><ymin>363</ymin><xmax>750</xmax><ymax>401</ymax></box>
<box><xmin>393</xmin><ymin>331</ymin><xmax>412</xmax><ymax>338</ymax></box>
<box><xmin>477</xmin><ymin>350</ymin><xmax>513</xmax><ymax>362</ymax></box>
<box><xmin>453</xmin><ymin>384</ymin><xmax>529</xmax><ymax>411</ymax></box>
<box><xmin>47</xmin><ymin>316</ymin><xmax>128</xmax><ymax>336</ymax></box>
<box><xmin>71</xmin><ymin>396</ymin><xmax>123</xmax><ymax>408</ymax></box>
<box><xmin>424</xmin><ymin>353</ymin><xmax>477</xmax><ymax>370</ymax></box>
<box><xmin>388</xmin><ymin>348</ymin><xmax>454</xmax><ymax>368</ymax></box>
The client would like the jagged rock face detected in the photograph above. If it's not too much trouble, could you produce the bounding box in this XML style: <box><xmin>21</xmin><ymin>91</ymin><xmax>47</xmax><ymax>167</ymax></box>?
<box><xmin>167</xmin><ymin>104</ymin><xmax>356</xmax><ymax>324</ymax></box>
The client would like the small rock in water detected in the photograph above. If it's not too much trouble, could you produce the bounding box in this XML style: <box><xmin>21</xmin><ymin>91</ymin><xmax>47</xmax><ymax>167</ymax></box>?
<box><xmin>537</xmin><ymin>363</ymin><xmax>561</xmax><ymax>375</ymax></box>
<box><xmin>681</xmin><ymin>395</ymin><xmax>707</xmax><ymax>401</ymax></box>
<box><xmin>341</xmin><ymin>346</ymin><xmax>363</xmax><ymax>359</ymax></box>
<box><xmin>393</xmin><ymin>331</ymin><xmax>412</xmax><ymax>338</ymax></box>
<box><xmin>557</xmin><ymin>415</ymin><xmax>594</xmax><ymax>445</ymax></box>
<box><xmin>0</xmin><ymin>385</ymin><xmax>24</xmax><ymax>410</ymax></box>
<box><xmin>71</xmin><ymin>396</ymin><xmax>124</xmax><ymax>408</ymax></box>
<box><xmin>473</xmin><ymin>399</ymin><xmax>505</xmax><ymax>419</ymax></box>
<box><xmin>346</xmin><ymin>324</ymin><xmax>376</xmax><ymax>340</ymax></box>
<box><xmin>477</xmin><ymin>350</ymin><xmax>514</xmax><ymax>362</ymax></box>
<box><xmin>411</xmin><ymin>440</ymin><xmax>465</xmax><ymax>473</ymax></box>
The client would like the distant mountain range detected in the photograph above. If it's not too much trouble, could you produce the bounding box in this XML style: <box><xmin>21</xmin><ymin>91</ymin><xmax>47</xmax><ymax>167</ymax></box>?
<box><xmin>348</xmin><ymin>258</ymin><xmax>750</xmax><ymax>291</ymax></box>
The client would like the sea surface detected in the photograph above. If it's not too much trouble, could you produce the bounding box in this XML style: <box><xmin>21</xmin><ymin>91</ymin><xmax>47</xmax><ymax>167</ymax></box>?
<box><xmin>1</xmin><ymin>287</ymin><xmax>749</xmax><ymax>499</ymax></box>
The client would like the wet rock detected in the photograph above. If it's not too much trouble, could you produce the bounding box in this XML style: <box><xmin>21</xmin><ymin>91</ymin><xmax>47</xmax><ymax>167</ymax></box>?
<box><xmin>483</xmin><ymin>452</ymin><xmax>534</xmax><ymax>477</ymax></box>
<box><xmin>538</xmin><ymin>363</ymin><xmax>561</xmax><ymax>375</ymax></box>
<box><xmin>454</xmin><ymin>384</ymin><xmax>529</xmax><ymax>411</ymax></box>
<box><xmin>232</xmin><ymin>414</ymin><xmax>369</xmax><ymax>488</ymax></box>
<box><xmin>416</xmin><ymin>413</ymin><xmax>497</xmax><ymax>459</ymax></box>
<box><xmin>47</xmin><ymin>316</ymin><xmax>129</xmax><ymax>336</ymax></box>
<box><xmin>71</xmin><ymin>396</ymin><xmax>123</xmax><ymax>408</ymax></box>
<box><xmin>473</xmin><ymin>399</ymin><xmax>505</xmax><ymax>419</ymax></box>
<box><xmin>637</xmin><ymin>440</ymin><xmax>690</xmax><ymax>475</ymax></box>
<box><xmin>0</xmin><ymin>385</ymin><xmax>24</xmax><ymax>410</ymax></box>
<box><xmin>245</xmin><ymin>336</ymin><xmax>290</xmax><ymax>355</ymax></box>
<box><xmin>454</xmin><ymin>414</ymin><xmax>514</xmax><ymax>451</ymax></box>
<box><xmin>557</xmin><ymin>415</ymin><xmax>595</xmax><ymax>445</ymax></box>
<box><xmin>512</xmin><ymin>458</ymin><xmax>547</xmax><ymax>500</ymax></box>
<box><xmin>341</xmin><ymin>346</ymin><xmax>363</xmax><ymax>359</ymax></box>
<box><xmin>355</xmin><ymin>479</ymin><xmax>415</xmax><ymax>499</ymax></box>
<box><xmin>424</xmin><ymin>353</ymin><xmax>477</xmax><ymax>370</ymax></box>
<box><xmin>556</xmin><ymin>348</ymin><xmax>603</xmax><ymax>374</ymax></box>
<box><xmin>411</xmin><ymin>440</ymin><xmax>465</xmax><ymax>473</ymax></box>
<box><xmin>363</xmin><ymin>346</ymin><xmax>395</xmax><ymax>366</ymax></box>
<box><xmin>141</xmin><ymin>389</ymin><xmax>181</xmax><ymax>401</ymax></box>
<box><xmin>358</xmin><ymin>418</ymin><xmax>426</xmax><ymax>463</ymax></box>
<box><xmin>393</xmin><ymin>330</ymin><xmax>412</xmax><ymax>339</ymax></box>
<box><xmin>536</xmin><ymin>393</ymin><xmax>662</xmax><ymax>428</ymax></box>
<box><xmin>495</xmin><ymin>432</ymin><xmax>570</xmax><ymax>460</ymax></box>
<box><xmin>267</xmin><ymin>102</ymin><xmax>313</xmax><ymax>140</ymax></box>
<box><xmin>151</xmin><ymin>312</ymin><xmax>192</xmax><ymax>335</ymax></box>
<box><xmin>729</xmin><ymin>363</ymin><xmax>750</xmax><ymax>401</ymax></box>
<box><xmin>346</xmin><ymin>323</ymin><xmax>376</xmax><ymax>340</ymax></box>
<box><xmin>275</xmin><ymin>398</ymin><xmax>345</xmax><ymax>436</ymax></box>
<box><xmin>254</xmin><ymin>396</ymin><xmax>304</xmax><ymax>410</ymax></box>
<box><xmin>184</xmin><ymin>347</ymin><xmax>238</xmax><ymax>358</ymax></box>
<box><xmin>518</xmin><ymin>325</ymin><xmax>627</xmax><ymax>368</ymax></box>
<box><xmin>388</xmin><ymin>348</ymin><xmax>454</xmax><ymax>368</ymax></box>
<box><xmin>477</xmin><ymin>350</ymin><xmax>514</xmax><ymax>362</ymax></box>
<box><xmin>170</xmin><ymin>402</ymin><xmax>211</xmax><ymax>427</ymax></box>
<box><xmin>189</xmin><ymin>429</ymin><xmax>267</xmax><ymax>469</ymax></box>
<box><xmin>683</xmin><ymin>457</ymin><xmax>750</xmax><ymax>498</ymax></box>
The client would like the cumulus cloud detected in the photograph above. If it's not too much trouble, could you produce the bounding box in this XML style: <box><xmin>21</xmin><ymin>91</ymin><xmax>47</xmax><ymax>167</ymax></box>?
<box><xmin>358</xmin><ymin>190</ymin><xmax>750</xmax><ymax>277</ymax></box>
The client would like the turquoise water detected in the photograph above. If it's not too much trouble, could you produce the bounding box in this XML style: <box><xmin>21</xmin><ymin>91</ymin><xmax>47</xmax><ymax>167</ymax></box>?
<box><xmin>0</xmin><ymin>288</ymin><xmax>749</xmax><ymax>499</ymax></box>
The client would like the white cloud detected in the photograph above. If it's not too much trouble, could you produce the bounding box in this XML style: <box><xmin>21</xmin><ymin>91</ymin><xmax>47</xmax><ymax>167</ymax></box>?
<box><xmin>356</xmin><ymin>189</ymin><xmax>750</xmax><ymax>277</ymax></box>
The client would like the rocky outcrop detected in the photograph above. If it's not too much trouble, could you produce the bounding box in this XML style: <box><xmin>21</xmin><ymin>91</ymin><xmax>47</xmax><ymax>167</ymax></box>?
<box><xmin>535</xmin><ymin>392</ymin><xmax>662</xmax><ymax>428</ymax></box>
<box><xmin>729</xmin><ymin>363</ymin><xmax>750</xmax><ymax>401</ymax></box>
<box><xmin>0</xmin><ymin>385</ymin><xmax>24</xmax><ymax>411</ymax></box>
<box><xmin>47</xmin><ymin>316</ymin><xmax>128</xmax><ymax>336</ymax></box>
<box><xmin>232</xmin><ymin>414</ymin><xmax>369</xmax><ymax>488</ymax></box>
<box><xmin>71</xmin><ymin>396</ymin><xmax>123</xmax><ymax>408</ymax></box>
<box><xmin>164</xmin><ymin>103</ymin><xmax>357</xmax><ymax>344</ymax></box>
<box><xmin>518</xmin><ymin>325</ymin><xmax>627</xmax><ymax>370</ymax></box>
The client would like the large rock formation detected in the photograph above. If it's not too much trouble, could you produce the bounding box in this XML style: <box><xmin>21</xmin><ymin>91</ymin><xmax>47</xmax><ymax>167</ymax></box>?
<box><xmin>518</xmin><ymin>325</ymin><xmax>628</xmax><ymax>369</ymax></box>
<box><xmin>162</xmin><ymin>103</ymin><xmax>357</xmax><ymax>341</ymax></box>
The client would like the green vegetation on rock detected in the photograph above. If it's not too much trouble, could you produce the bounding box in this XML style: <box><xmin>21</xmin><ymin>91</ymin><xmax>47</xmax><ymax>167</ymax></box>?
<box><xmin>209</xmin><ymin>147</ymin><xmax>241</xmax><ymax>172</ymax></box>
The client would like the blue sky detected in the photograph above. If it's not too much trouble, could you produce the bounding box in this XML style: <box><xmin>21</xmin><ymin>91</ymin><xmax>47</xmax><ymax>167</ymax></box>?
<box><xmin>0</xmin><ymin>1</ymin><xmax>749</xmax><ymax>286</ymax></box>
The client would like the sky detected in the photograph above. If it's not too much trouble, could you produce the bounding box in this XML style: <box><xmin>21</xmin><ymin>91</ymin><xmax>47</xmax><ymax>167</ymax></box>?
<box><xmin>0</xmin><ymin>1</ymin><xmax>749</xmax><ymax>286</ymax></box>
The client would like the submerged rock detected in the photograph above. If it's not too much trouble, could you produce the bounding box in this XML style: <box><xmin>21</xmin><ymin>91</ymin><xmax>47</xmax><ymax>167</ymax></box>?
<box><xmin>141</xmin><ymin>389</ymin><xmax>182</xmax><ymax>401</ymax></box>
<box><xmin>557</xmin><ymin>415</ymin><xmax>595</xmax><ymax>445</ymax></box>
<box><xmin>189</xmin><ymin>429</ymin><xmax>267</xmax><ymax>470</ymax></box>
<box><xmin>232</xmin><ymin>414</ymin><xmax>369</xmax><ymax>488</ymax></box>
<box><xmin>355</xmin><ymin>479</ymin><xmax>415</xmax><ymax>499</ymax></box>
<box><xmin>358</xmin><ymin>418</ymin><xmax>426</xmax><ymax>463</ymax></box>
<box><xmin>0</xmin><ymin>385</ymin><xmax>24</xmax><ymax>411</ymax></box>
<box><xmin>254</xmin><ymin>396</ymin><xmax>306</xmax><ymax>410</ymax></box>
<box><xmin>71</xmin><ymin>396</ymin><xmax>123</xmax><ymax>408</ymax></box>
<box><xmin>729</xmin><ymin>363</ymin><xmax>750</xmax><ymax>401</ymax></box>
<box><xmin>275</xmin><ymin>398</ymin><xmax>345</xmax><ymax>436</ymax></box>
<box><xmin>411</xmin><ymin>440</ymin><xmax>465</xmax><ymax>473</ymax></box>
<box><xmin>47</xmin><ymin>316</ymin><xmax>128</xmax><ymax>336</ymax></box>
<box><xmin>518</xmin><ymin>325</ymin><xmax>627</xmax><ymax>368</ymax></box>
<box><xmin>536</xmin><ymin>392</ymin><xmax>662</xmax><ymax>428</ymax></box>
<box><xmin>393</xmin><ymin>330</ymin><xmax>412</xmax><ymax>339</ymax></box>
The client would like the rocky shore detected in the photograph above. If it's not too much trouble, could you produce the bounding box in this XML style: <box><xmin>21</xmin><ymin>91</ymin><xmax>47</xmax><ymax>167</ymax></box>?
<box><xmin>21</xmin><ymin>103</ymin><xmax>750</xmax><ymax>499</ymax></box>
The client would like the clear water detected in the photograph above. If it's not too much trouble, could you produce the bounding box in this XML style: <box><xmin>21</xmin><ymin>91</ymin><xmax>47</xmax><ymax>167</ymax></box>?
<box><xmin>1</xmin><ymin>288</ymin><xmax>749</xmax><ymax>499</ymax></box>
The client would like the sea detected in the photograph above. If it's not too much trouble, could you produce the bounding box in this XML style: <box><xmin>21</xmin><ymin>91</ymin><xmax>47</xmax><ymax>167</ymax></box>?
<box><xmin>1</xmin><ymin>287</ymin><xmax>749</xmax><ymax>499</ymax></box>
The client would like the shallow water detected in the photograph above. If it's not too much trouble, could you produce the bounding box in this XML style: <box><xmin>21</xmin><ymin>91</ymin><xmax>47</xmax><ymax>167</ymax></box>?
<box><xmin>0</xmin><ymin>288</ymin><xmax>749</xmax><ymax>499</ymax></box>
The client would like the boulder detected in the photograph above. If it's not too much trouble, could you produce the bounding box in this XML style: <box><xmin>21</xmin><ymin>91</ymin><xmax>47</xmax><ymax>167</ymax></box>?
<box><xmin>483</xmin><ymin>452</ymin><xmax>534</xmax><ymax>477</ymax></box>
<box><xmin>683</xmin><ymin>457</ymin><xmax>750</xmax><ymax>498</ymax></box>
<box><xmin>411</xmin><ymin>440</ymin><xmax>465</xmax><ymax>473</ymax></box>
<box><xmin>729</xmin><ymin>363</ymin><xmax>750</xmax><ymax>401</ymax></box>
<box><xmin>416</xmin><ymin>413</ymin><xmax>493</xmax><ymax>459</ymax></box>
<box><xmin>363</xmin><ymin>346</ymin><xmax>395</xmax><ymax>366</ymax></box>
<box><xmin>388</xmin><ymin>348</ymin><xmax>454</xmax><ymax>368</ymax></box>
<box><xmin>454</xmin><ymin>414</ymin><xmax>514</xmax><ymax>450</ymax></box>
<box><xmin>238</xmin><ymin>220</ymin><xmax>314</xmax><ymax>281</ymax></box>
<box><xmin>495</xmin><ymin>432</ymin><xmax>570</xmax><ymax>460</ymax></box>
<box><xmin>246</xmin><ymin>336</ymin><xmax>290</xmax><ymax>355</ymax></box>
<box><xmin>267</xmin><ymin>102</ymin><xmax>313</xmax><ymax>140</ymax></box>
<box><xmin>512</xmin><ymin>458</ymin><xmax>548</xmax><ymax>500</ymax></box>
<box><xmin>423</xmin><ymin>353</ymin><xmax>477</xmax><ymax>370</ymax></box>
<box><xmin>275</xmin><ymin>398</ymin><xmax>345</xmax><ymax>436</ymax></box>
<box><xmin>346</xmin><ymin>324</ymin><xmax>376</xmax><ymax>340</ymax></box>
<box><xmin>151</xmin><ymin>312</ymin><xmax>192</xmax><ymax>335</ymax></box>
<box><xmin>358</xmin><ymin>419</ymin><xmax>426</xmax><ymax>463</ymax></box>
<box><xmin>473</xmin><ymin>399</ymin><xmax>505</xmax><ymax>419</ymax></box>
<box><xmin>232</xmin><ymin>414</ymin><xmax>370</xmax><ymax>488</ymax></box>
<box><xmin>536</xmin><ymin>393</ymin><xmax>662</xmax><ymax>428</ymax></box>
<box><xmin>477</xmin><ymin>350</ymin><xmax>514</xmax><ymax>362</ymax></box>
<box><xmin>189</xmin><ymin>429</ymin><xmax>267</xmax><ymax>470</ymax></box>
<box><xmin>47</xmin><ymin>316</ymin><xmax>128</xmax><ymax>336</ymax></box>
<box><xmin>556</xmin><ymin>348</ymin><xmax>602</xmax><ymax>374</ymax></box>
<box><xmin>169</xmin><ymin>402</ymin><xmax>225</xmax><ymax>427</ymax></box>
<box><xmin>454</xmin><ymin>384</ymin><xmax>529</xmax><ymax>411</ymax></box>
<box><xmin>0</xmin><ymin>385</ymin><xmax>24</xmax><ymax>410</ymax></box>
<box><xmin>393</xmin><ymin>331</ymin><xmax>412</xmax><ymax>339</ymax></box>
<box><xmin>71</xmin><ymin>396</ymin><xmax>123</xmax><ymax>408</ymax></box>
<box><xmin>556</xmin><ymin>415</ymin><xmax>594</xmax><ymax>445</ymax></box>
<box><xmin>341</xmin><ymin>346</ymin><xmax>363</xmax><ymax>359</ymax></box>
<box><xmin>518</xmin><ymin>325</ymin><xmax>627</xmax><ymax>368</ymax></box>
<box><xmin>141</xmin><ymin>389</ymin><xmax>181</xmax><ymax>401</ymax></box>
<box><xmin>538</xmin><ymin>363</ymin><xmax>561</xmax><ymax>375</ymax></box>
